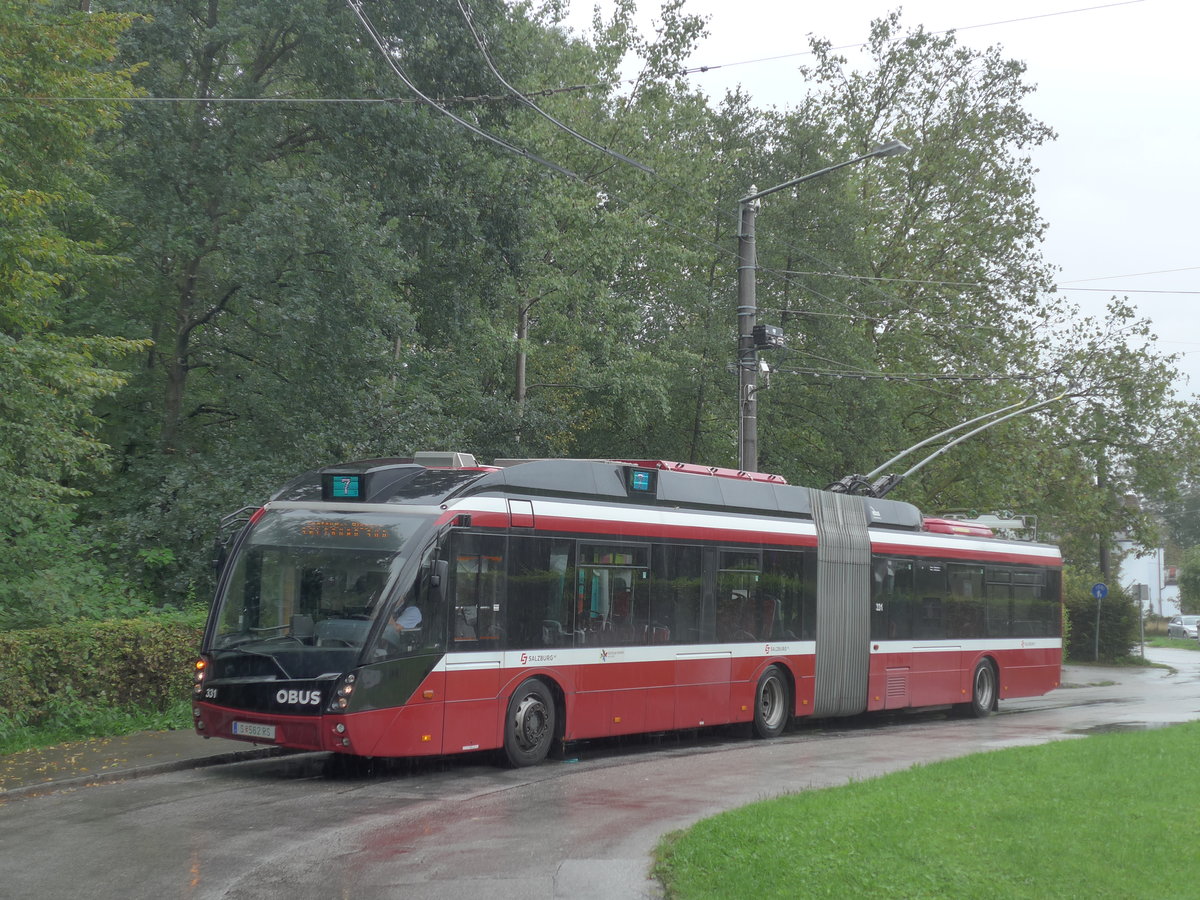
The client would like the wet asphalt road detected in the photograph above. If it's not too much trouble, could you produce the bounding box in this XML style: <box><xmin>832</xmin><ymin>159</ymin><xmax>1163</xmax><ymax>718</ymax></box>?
<box><xmin>4</xmin><ymin>648</ymin><xmax>1200</xmax><ymax>900</ymax></box>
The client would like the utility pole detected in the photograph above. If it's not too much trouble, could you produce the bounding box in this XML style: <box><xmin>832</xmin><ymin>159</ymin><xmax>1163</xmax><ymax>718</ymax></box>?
<box><xmin>736</xmin><ymin>140</ymin><xmax>909</xmax><ymax>474</ymax></box>
<box><xmin>736</xmin><ymin>192</ymin><xmax>759</xmax><ymax>473</ymax></box>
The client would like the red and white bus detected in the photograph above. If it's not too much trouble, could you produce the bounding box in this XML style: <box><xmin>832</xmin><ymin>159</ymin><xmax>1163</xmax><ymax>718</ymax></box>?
<box><xmin>192</xmin><ymin>452</ymin><xmax>1062</xmax><ymax>766</ymax></box>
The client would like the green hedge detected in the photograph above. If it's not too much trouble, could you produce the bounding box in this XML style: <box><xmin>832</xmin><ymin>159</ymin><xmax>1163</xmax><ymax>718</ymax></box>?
<box><xmin>0</xmin><ymin>615</ymin><xmax>203</xmax><ymax>729</ymax></box>
<box><xmin>1063</xmin><ymin>568</ymin><xmax>1139</xmax><ymax>662</ymax></box>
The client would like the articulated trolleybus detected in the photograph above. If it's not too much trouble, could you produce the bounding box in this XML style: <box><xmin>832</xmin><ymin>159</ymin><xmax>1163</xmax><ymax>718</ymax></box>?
<box><xmin>193</xmin><ymin>452</ymin><xmax>1062</xmax><ymax>766</ymax></box>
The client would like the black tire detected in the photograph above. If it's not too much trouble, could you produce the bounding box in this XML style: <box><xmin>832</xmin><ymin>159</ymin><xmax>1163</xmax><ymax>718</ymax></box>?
<box><xmin>752</xmin><ymin>666</ymin><xmax>790</xmax><ymax>739</ymax></box>
<box><xmin>503</xmin><ymin>678</ymin><xmax>556</xmax><ymax>767</ymax></box>
<box><xmin>965</xmin><ymin>660</ymin><xmax>997</xmax><ymax>718</ymax></box>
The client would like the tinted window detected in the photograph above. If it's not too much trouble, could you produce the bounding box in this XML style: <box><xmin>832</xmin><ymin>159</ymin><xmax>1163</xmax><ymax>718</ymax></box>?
<box><xmin>914</xmin><ymin>562</ymin><xmax>947</xmax><ymax>640</ymax></box>
<box><xmin>762</xmin><ymin>549</ymin><xmax>814</xmax><ymax>640</ymax></box>
<box><xmin>576</xmin><ymin>543</ymin><xmax>650</xmax><ymax>646</ymax></box>
<box><xmin>648</xmin><ymin>544</ymin><xmax>703</xmax><ymax>644</ymax></box>
<box><xmin>508</xmin><ymin>536</ymin><xmax>575</xmax><ymax>648</ymax></box>
<box><xmin>450</xmin><ymin>532</ymin><xmax>506</xmax><ymax>648</ymax></box>
<box><xmin>871</xmin><ymin>557</ymin><xmax>914</xmax><ymax>640</ymax></box>
<box><xmin>947</xmin><ymin>564</ymin><xmax>985</xmax><ymax>638</ymax></box>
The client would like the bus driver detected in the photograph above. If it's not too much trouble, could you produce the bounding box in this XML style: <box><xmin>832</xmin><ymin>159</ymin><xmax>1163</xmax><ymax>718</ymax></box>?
<box><xmin>391</xmin><ymin>603</ymin><xmax>422</xmax><ymax>633</ymax></box>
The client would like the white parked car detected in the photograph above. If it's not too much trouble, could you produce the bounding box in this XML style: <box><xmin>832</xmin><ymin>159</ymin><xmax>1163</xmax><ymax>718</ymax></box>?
<box><xmin>1166</xmin><ymin>615</ymin><xmax>1200</xmax><ymax>639</ymax></box>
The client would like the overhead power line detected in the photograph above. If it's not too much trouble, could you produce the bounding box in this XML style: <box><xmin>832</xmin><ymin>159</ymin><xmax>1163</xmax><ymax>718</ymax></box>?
<box><xmin>771</xmin><ymin>366</ymin><xmax>1048</xmax><ymax>384</ymax></box>
<box><xmin>4</xmin><ymin>84</ymin><xmax>603</xmax><ymax>105</ymax></box>
<box><xmin>770</xmin><ymin>268</ymin><xmax>986</xmax><ymax>289</ymax></box>
<box><xmin>681</xmin><ymin>0</ymin><xmax>1144</xmax><ymax>75</ymax></box>
<box><xmin>1060</xmin><ymin>265</ymin><xmax>1200</xmax><ymax>283</ymax></box>
<box><xmin>454</xmin><ymin>0</ymin><xmax>653</xmax><ymax>174</ymax></box>
<box><xmin>343</xmin><ymin>0</ymin><xmax>581</xmax><ymax>182</ymax></box>
<box><xmin>1061</xmin><ymin>288</ymin><xmax>1200</xmax><ymax>295</ymax></box>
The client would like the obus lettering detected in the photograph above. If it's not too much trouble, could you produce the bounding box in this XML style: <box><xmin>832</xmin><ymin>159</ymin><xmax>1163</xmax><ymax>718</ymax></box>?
<box><xmin>275</xmin><ymin>689</ymin><xmax>321</xmax><ymax>706</ymax></box>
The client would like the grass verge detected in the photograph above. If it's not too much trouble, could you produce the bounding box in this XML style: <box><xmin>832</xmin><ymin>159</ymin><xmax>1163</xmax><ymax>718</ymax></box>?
<box><xmin>654</xmin><ymin>720</ymin><xmax>1200</xmax><ymax>899</ymax></box>
<box><xmin>0</xmin><ymin>697</ymin><xmax>193</xmax><ymax>756</ymax></box>
<box><xmin>1143</xmin><ymin>636</ymin><xmax>1200</xmax><ymax>650</ymax></box>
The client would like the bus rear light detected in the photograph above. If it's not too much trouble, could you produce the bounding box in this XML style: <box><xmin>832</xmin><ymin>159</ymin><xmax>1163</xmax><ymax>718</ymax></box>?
<box><xmin>335</xmin><ymin>723</ymin><xmax>346</xmax><ymax>734</ymax></box>
<box><xmin>193</xmin><ymin>658</ymin><xmax>207</xmax><ymax>684</ymax></box>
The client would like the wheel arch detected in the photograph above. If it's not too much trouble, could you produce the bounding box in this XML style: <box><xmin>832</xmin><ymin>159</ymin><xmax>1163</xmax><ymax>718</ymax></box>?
<box><xmin>755</xmin><ymin>658</ymin><xmax>798</xmax><ymax>710</ymax></box>
<box><xmin>498</xmin><ymin>669</ymin><xmax>568</xmax><ymax>744</ymax></box>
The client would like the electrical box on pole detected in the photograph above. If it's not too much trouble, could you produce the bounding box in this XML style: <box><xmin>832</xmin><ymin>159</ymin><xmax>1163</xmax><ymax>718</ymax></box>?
<box><xmin>753</xmin><ymin>324</ymin><xmax>786</xmax><ymax>349</ymax></box>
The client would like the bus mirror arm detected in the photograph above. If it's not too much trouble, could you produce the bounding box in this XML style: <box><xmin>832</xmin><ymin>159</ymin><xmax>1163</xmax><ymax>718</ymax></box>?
<box><xmin>212</xmin><ymin>537</ymin><xmax>229</xmax><ymax>574</ymax></box>
<box><xmin>212</xmin><ymin>505</ymin><xmax>259</xmax><ymax>573</ymax></box>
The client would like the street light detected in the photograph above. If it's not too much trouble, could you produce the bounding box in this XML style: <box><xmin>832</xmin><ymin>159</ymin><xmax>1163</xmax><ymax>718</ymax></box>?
<box><xmin>736</xmin><ymin>139</ymin><xmax>910</xmax><ymax>473</ymax></box>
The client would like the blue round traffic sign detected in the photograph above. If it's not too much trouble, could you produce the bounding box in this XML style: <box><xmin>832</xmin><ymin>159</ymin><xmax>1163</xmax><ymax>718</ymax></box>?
<box><xmin>1091</xmin><ymin>582</ymin><xmax>1108</xmax><ymax>600</ymax></box>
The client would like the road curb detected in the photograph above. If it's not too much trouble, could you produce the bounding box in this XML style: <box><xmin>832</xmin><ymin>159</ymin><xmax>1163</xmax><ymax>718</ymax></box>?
<box><xmin>0</xmin><ymin>745</ymin><xmax>310</xmax><ymax>802</ymax></box>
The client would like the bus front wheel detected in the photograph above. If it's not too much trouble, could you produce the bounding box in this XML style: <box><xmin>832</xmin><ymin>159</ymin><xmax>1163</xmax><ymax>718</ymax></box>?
<box><xmin>752</xmin><ymin>666</ymin><xmax>791</xmax><ymax>739</ymax></box>
<box><xmin>503</xmin><ymin>678</ymin><xmax>556</xmax><ymax>767</ymax></box>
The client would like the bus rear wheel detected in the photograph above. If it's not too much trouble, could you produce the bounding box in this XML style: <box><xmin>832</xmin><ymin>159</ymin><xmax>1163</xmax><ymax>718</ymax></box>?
<box><xmin>503</xmin><ymin>678</ymin><xmax>556</xmax><ymax>767</ymax></box>
<box><xmin>752</xmin><ymin>666</ymin><xmax>790</xmax><ymax>739</ymax></box>
<box><xmin>962</xmin><ymin>660</ymin><xmax>997</xmax><ymax>718</ymax></box>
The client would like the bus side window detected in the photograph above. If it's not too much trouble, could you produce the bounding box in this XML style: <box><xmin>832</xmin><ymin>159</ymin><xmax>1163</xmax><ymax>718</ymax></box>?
<box><xmin>369</xmin><ymin>543</ymin><xmax>441</xmax><ymax>659</ymax></box>
<box><xmin>507</xmin><ymin>536</ymin><xmax>575</xmax><ymax>648</ymax></box>
<box><xmin>649</xmin><ymin>545</ymin><xmax>702</xmax><ymax>645</ymax></box>
<box><xmin>716</xmin><ymin>549</ymin><xmax>761</xmax><ymax>643</ymax></box>
<box><xmin>915</xmin><ymin>562</ymin><xmax>947</xmax><ymax>640</ymax></box>
<box><xmin>451</xmin><ymin>533</ymin><xmax>507</xmax><ymax>649</ymax></box>
<box><xmin>947</xmin><ymin>564</ymin><xmax>985</xmax><ymax>638</ymax></box>
<box><xmin>871</xmin><ymin>557</ymin><xmax>914</xmax><ymax>640</ymax></box>
<box><xmin>762</xmin><ymin>549</ymin><xmax>807</xmax><ymax>641</ymax></box>
<box><xmin>986</xmin><ymin>567</ymin><xmax>1014</xmax><ymax>637</ymax></box>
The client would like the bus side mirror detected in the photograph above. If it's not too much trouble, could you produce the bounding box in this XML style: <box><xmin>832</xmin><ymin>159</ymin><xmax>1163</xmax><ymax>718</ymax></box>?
<box><xmin>429</xmin><ymin>560</ymin><xmax>448</xmax><ymax>604</ymax></box>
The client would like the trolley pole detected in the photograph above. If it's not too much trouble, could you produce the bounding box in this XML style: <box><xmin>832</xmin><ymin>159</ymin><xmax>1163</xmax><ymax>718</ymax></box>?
<box><xmin>735</xmin><ymin>139</ymin><xmax>910</xmax><ymax>474</ymax></box>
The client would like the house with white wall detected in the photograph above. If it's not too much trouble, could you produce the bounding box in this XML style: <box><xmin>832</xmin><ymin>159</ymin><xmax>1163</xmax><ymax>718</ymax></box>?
<box><xmin>1115</xmin><ymin>540</ymin><xmax>1180</xmax><ymax>617</ymax></box>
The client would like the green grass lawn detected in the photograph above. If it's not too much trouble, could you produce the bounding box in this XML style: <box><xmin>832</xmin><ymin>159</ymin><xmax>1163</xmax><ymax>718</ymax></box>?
<box><xmin>1144</xmin><ymin>635</ymin><xmax>1200</xmax><ymax>650</ymax></box>
<box><xmin>654</xmin><ymin>720</ymin><xmax>1200</xmax><ymax>899</ymax></box>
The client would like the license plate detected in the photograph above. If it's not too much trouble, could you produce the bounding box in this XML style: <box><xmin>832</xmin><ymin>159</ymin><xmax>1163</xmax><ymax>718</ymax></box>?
<box><xmin>231</xmin><ymin>721</ymin><xmax>276</xmax><ymax>740</ymax></box>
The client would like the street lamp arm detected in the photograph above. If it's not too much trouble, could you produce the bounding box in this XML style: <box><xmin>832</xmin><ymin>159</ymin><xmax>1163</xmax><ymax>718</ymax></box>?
<box><xmin>735</xmin><ymin>137</ymin><xmax>909</xmax><ymax>474</ymax></box>
<box><xmin>739</xmin><ymin>140</ymin><xmax>910</xmax><ymax>205</ymax></box>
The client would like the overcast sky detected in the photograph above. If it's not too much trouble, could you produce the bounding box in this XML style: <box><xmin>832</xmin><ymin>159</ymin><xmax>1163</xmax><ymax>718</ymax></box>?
<box><xmin>561</xmin><ymin>0</ymin><xmax>1200</xmax><ymax>399</ymax></box>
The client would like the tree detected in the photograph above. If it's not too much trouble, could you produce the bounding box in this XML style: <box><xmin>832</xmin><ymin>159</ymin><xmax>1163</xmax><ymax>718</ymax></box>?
<box><xmin>79</xmin><ymin>0</ymin><xmax>719</xmax><ymax>597</ymax></box>
<box><xmin>1177</xmin><ymin>547</ymin><xmax>1200</xmax><ymax>615</ymax></box>
<box><xmin>738</xmin><ymin>11</ymin><xmax>1198</xmax><ymax>581</ymax></box>
<box><xmin>752</xmin><ymin>12</ymin><xmax>1061</xmax><ymax>494</ymax></box>
<box><xmin>0</xmin><ymin>1</ymin><xmax>147</xmax><ymax>625</ymax></box>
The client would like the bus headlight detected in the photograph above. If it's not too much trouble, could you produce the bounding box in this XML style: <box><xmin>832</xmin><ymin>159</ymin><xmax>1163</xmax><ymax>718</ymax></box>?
<box><xmin>193</xmin><ymin>657</ymin><xmax>208</xmax><ymax>695</ymax></box>
<box><xmin>329</xmin><ymin>672</ymin><xmax>356</xmax><ymax>712</ymax></box>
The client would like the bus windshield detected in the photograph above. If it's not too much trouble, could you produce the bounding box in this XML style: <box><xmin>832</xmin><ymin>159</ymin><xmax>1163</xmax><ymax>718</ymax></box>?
<box><xmin>211</xmin><ymin>508</ymin><xmax>429</xmax><ymax>651</ymax></box>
